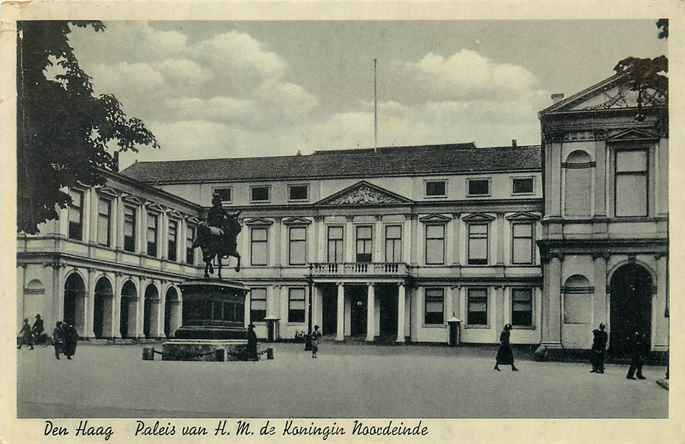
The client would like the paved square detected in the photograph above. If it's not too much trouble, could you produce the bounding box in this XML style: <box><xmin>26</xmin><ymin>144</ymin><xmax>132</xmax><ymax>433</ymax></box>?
<box><xmin>17</xmin><ymin>343</ymin><xmax>667</xmax><ymax>418</ymax></box>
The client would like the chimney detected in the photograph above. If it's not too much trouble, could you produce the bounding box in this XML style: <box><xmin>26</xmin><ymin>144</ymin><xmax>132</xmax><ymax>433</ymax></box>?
<box><xmin>551</xmin><ymin>93</ymin><xmax>565</xmax><ymax>103</ymax></box>
<box><xmin>511</xmin><ymin>139</ymin><xmax>517</xmax><ymax>148</ymax></box>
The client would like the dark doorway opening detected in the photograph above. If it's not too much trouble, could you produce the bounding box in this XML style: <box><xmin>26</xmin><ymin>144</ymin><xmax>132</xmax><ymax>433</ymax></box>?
<box><xmin>349</xmin><ymin>287</ymin><xmax>367</xmax><ymax>336</ymax></box>
<box><xmin>64</xmin><ymin>273</ymin><xmax>85</xmax><ymax>335</ymax></box>
<box><xmin>321</xmin><ymin>286</ymin><xmax>337</xmax><ymax>335</ymax></box>
<box><xmin>378</xmin><ymin>285</ymin><xmax>398</xmax><ymax>337</ymax></box>
<box><xmin>610</xmin><ymin>263</ymin><xmax>652</xmax><ymax>355</ymax></box>
<box><xmin>120</xmin><ymin>281</ymin><xmax>137</xmax><ymax>338</ymax></box>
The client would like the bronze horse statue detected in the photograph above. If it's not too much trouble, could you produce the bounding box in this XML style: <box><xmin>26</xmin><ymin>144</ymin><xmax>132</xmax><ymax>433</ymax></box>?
<box><xmin>192</xmin><ymin>211</ymin><xmax>241</xmax><ymax>279</ymax></box>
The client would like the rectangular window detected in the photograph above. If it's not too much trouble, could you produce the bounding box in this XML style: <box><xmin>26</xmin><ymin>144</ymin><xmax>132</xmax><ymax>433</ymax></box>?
<box><xmin>615</xmin><ymin>149</ymin><xmax>648</xmax><ymax>217</ymax></box>
<box><xmin>68</xmin><ymin>189</ymin><xmax>83</xmax><ymax>241</ymax></box>
<box><xmin>250</xmin><ymin>288</ymin><xmax>267</xmax><ymax>322</ymax></box>
<box><xmin>97</xmin><ymin>198</ymin><xmax>111</xmax><ymax>247</ymax></box>
<box><xmin>468</xmin><ymin>223</ymin><xmax>488</xmax><ymax>265</ymax></box>
<box><xmin>424</xmin><ymin>288</ymin><xmax>445</xmax><ymax>325</ymax></box>
<box><xmin>214</xmin><ymin>188</ymin><xmax>232</xmax><ymax>203</ymax></box>
<box><xmin>385</xmin><ymin>225</ymin><xmax>402</xmax><ymax>263</ymax></box>
<box><xmin>512</xmin><ymin>288</ymin><xmax>533</xmax><ymax>327</ymax></box>
<box><xmin>250</xmin><ymin>227</ymin><xmax>268</xmax><ymax>266</ymax></box>
<box><xmin>467</xmin><ymin>288</ymin><xmax>488</xmax><ymax>325</ymax></box>
<box><xmin>425</xmin><ymin>180</ymin><xmax>447</xmax><ymax>197</ymax></box>
<box><xmin>168</xmin><ymin>220</ymin><xmax>178</xmax><ymax>262</ymax></box>
<box><xmin>186</xmin><ymin>225</ymin><xmax>195</xmax><ymax>264</ymax></box>
<box><xmin>289</xmin><ymin>226</ymin><xmax>307</xmax><ymax>265</ymax></box>
<box><xmin>124</xmin><ymin>206</ymin><xmax>136</xmax><ymax>252</ymax></box>
<box><xmin>512</xmin><ymin>177</ymin><xmax>534</xmax><ymax>194</ymax></box>
<box><xmin>512</xmin><ymin>222</ymin><xmax>534</xmax><ymax>264</ymax></box>
<box><xmin>146</xmin><ymin>213</ymin><xmax>158</xmax><ymax>256</ymax></box>
<box><xmin>288</xmin><ymin>288</ymin><xmax>306</xmax><ymax>323</ymax></box>
<box><xmin>467</xmin><ymin>178</ymin><xmax>490</xmax><ymax>196</ymax></box>
<box><xmin>327</xmin><ymin>226</ymin><xmax>344</xmax><ymax>263</ymax></box>
<box><xmin>425</xmin><ymin>224</ymin><xmax>445</xmax><ymax>265</ymax></box>
<box><xmin>288</xmin><ymin>184</ymin><xmax>309</xmax><ymax>201</ymax></box>
<box><xmin>356</xmin><ymin>225</ymin><xmax>373</xmax><ymax>263</ymax></box>
<box><xmin>251</xmin><ymin>186</ymin><xmax>270</xmax><ymax>202</ymax></box>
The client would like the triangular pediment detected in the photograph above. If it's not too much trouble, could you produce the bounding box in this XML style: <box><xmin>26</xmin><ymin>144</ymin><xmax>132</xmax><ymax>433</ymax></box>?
<box><xmin>461</xmin><ymin>213</ymin><xmax>496</xmax><ymax>222</ymax></box>
<box><xmin>419</xmin><ymin>214</ymin><xmax>452</xmax><ymax>224</ymax></box>
<box><xmin>505</xmin><ymin>211</ymin><xmax>541</xmax><ymax>221</ymax></box>
<box><xmin>96</xmin><ymin>186</ymin><xmax>120</xmax><ymax>198</ymax></box>
<box><xmin>606</xmin><ymin>128</ymin><xmax>659</xmax><ymax>142</ymax></box>
<box><xmin>145</xmin><ymin>202</ymin><xmax>165</xmax><ymax>213</ymax></box>
<box><xmin>542</xmin><ymin>74</ymin><xmax>666</xmax><ymax>114</ymax></box>
<box><xmin>244</xmin><ymin>217</ymin><xmax>273</xmax><ymax>226</ymax></box>
<box><xmin>316</xmin><ymin>181</ymin><xmax>413</xmax><ymax>207</ymax></box>
<box><xmin>121</xmin><ymin>194</ymin><xmax>143</xmax><ymax>206</ymax></box>
<box><xmin>282</xmin><ymin>216</ymin><xmax>312</xmax><ymax>225</ymax></box>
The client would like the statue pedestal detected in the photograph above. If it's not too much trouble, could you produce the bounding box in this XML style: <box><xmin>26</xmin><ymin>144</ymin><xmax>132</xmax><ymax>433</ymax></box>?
<box><xmin>157</xmin><ymin>280</ymin><xmax>250</xmax><ymax>362</ymax></box>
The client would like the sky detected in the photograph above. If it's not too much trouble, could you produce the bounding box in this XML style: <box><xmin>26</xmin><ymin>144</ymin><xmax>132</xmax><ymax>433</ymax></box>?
<box><xmin>66</xmin><ymin>21</ymin><xmax>667</xmax><ymax>169</ymax></box>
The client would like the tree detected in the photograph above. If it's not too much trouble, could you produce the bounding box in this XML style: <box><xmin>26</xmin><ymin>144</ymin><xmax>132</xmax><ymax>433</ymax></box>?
<box><xmin>612</xmin><ymin>19</ymin><xmax>668</xmax><ymax>121</ymax></box>
<box><xmin>17</xmin><ymin>21</ymin><xmax>159</xmax><ymax>234</ymax></box>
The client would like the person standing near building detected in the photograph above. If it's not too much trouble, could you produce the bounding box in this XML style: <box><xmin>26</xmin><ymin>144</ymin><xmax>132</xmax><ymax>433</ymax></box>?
<box><xmin>32</xmin><ymin>314</ymin><xmax>45</xmax><ymax>344</ymax></box>
<box><xmin>494</xmin><ymin>324</ymin><xmax>518</xmax><ymax>372</ymax></box>
<box><xmin>17</xmin><ymin>319</ymin><xmax>34</xmax><ymax>350</ymax></box>
<box><xmin>63</xmin><ymin>322</ymin><xmax>79</xmax><ymax>360</ymax></box>
<box><xmin>626</xmin><ymin>329</ymin><xmax>647</xmax><ymax>380</ymax></box>
<box><xmin>311</xmin><ymin>325</ymin><xmax>321</xmax><ymax>359</ymax></box>
<box><xmin>246</xmin><ymin>323</ymin><xmax>258</xmax><ymax>361</ymax></box>
<box><xmin>590</xmin><ymin>323</ymin><xmax>608</xmax><ymax>373</ymax></box>
<box><xmin>53</xmin><ymin>321</ymin><xmax>65</xmax><ymax>359</ymax></box>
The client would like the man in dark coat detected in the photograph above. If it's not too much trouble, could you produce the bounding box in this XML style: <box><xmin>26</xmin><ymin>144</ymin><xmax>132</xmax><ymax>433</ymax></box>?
<box><xmin>494</xmin><ymin>324</ymin><xmax>518</xmax><ymax>371</ymax></box>
<box><xmin>63</xmin><ymin>322</ymin><xmax>79</xmax><ymax>360</ymax></box>
<box><xmin>18</xmin><ymin>318</ymin><xmax>34</xmax><ymax>350</ymax></box>
<box><xmin>246</xmin><ymin>323</ymin><xmax>258</xmax><ymax>361</ymax></box>
<box><xmin>626</xmin><ymin>329</ymin><xmax>647</xmax><ymax>380</ymax></box>
<box><xmin>590</xmin><ymin>323</ymin><xmax>608</xmax><ymax>373</ymax></box>
<box><xmin>32</xmin><ymin>314</ymin><xmax>45</xmax><ymax>344</ymax></box>
<box><xmin>53</xmin><ymin>321</ymin><xmax>65</xmax><ymax>359</ymax></box>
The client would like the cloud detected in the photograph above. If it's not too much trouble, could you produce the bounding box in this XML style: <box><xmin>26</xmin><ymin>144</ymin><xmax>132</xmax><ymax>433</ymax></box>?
<box><xmin>404</xmin><ymin>49</ymin><xmax>540</xmax><ymax>101</ymax></box>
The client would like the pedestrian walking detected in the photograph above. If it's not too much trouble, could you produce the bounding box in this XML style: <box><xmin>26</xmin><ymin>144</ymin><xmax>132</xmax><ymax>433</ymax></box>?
<box><xmin>32</xmin><ymin>314</ymin><xmax>45</xmax><ymax>344</ymax></box>
<box><xmin>246</xmin><ymin>323</ymin><xmax>258</xmax><ymax>361</ymax></box>
<box><xmin>311</xmin><ymin>325</ymin><xmax>321</xmax><ymax>359</ymax></box>
<box><xmin>626</xmin><ymin>329</ymin><xmax>647</xmax><ymax>380</ymax></box>
<box><xmin>590</xmin><ymin>323</ymin><xmax>608</xmax><ymax>373</ymax></box>
<box><xmin>63</xmin><ymin>322</ymin><xmax>79</xmax><ymax>360</ymax></box>
<box><xmin>17</xmin><ymin>319</ymin><xmax>34</xmax><ymax>350</ymax></box>
<box><xmin>53</xmin><ymin>321</ymin><xmax>66</xmax><ymax>359</ymax></box>
<box><xmin>494</xmin><ymin>324</ymin><xmax>518</xmax><ymax>371</ymax></box>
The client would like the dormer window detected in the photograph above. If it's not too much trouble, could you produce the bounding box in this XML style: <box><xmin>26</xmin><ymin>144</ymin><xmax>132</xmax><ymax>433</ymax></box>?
<box><xmin>425</xmin><ymin>180</ymin><xmax>447</xmax><ymax>197</ymax></box>
<box><xmin>467</xmin><ymin>178</ymin><xmax>490</xmax><ymax>197</ymax></box>
<box><xmin>251</xmin><ymin>185</ymin><xmax>270</xmax><ymax>203</ymax></box>
<box><xmin>288</xmin><ymin>184</ymin><xmax>309</xmax><ymax>201</ymax></box>
<box><xmin>512</xmin><ymin>177</ymin><xmax>534</xmax><ymax>195</ymax></box>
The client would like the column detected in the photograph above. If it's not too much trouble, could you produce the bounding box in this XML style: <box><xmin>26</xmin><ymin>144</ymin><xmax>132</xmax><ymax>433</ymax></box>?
<box><xmin>542</xmin><ymin>254</ymin><xmax>562</xmax><ymax>345</ymax></box>
<box><xmin>366</xmin><ymin>283</ymin><xmax>375</xmax><ymax>342</ymax></box>
<box><xmin>445</xmin><ymin>214</ymin><xmax>454</xmax><ymax>264</ymax></box>
<box><xmin>396</xmin><ymin>283</ymin><xmax>406</xmax><ymax>343</ymax></box>
<box><xmin>496</xmin><ymin>214</ymin><xmax>504</xmax><ymax>265</ymax></box>
<box><xmin>136</xmin><ymin>277</ymin><xmax>146</xmax><ymax>338</ymax></box>
<box><xmin>85</xmin><ymin>268</ymin><xmax>96</xmax><ymax>338</ymax></box>
<box><xmin>160</xmin><ymin>211</ymin><xmax>168</xmax><ymax>260</ymax></box>
<box><xmin>112</xmin><ymin>273</ymin><xmax>122</xmax><ymax>338</ymax></box>
<box><xmin>110</xmin><ymin>195</ymin><xmax>119</xmax><ymax>249</ymax></box>
<box><xmin>592</xmin><ymin>253</ymin><xmax>608</xmax><ymax>327</ymax></box>
<box><xmin>138</xmin><ymin>204</ymin><xmax>147</xmax><ymax>255</ymax></box>
<box><xmin>549</xmin><ymin>143</ymin><xmax>562</xmax><ymax>217</ymax></box>
<box><xmin>494</xmin><ymin>286</ymin><xmax>504</xmax><ymax>332</ymax></box>
<box><xmin>59</xmin><ymin>207</ymin><xmax>69</xmax><ymax>237</ymax></box>
<box><xmin>244</xmin><ymin>291</ymin><xmax>251</xmax><ymax>328</ymax></box>
<box><xmin>336</xmin><ymin>282</ymin><xmax>345</xmax><ymax>341</ymax></box>
<box><xmin>313</xmin><ymin>285</ymin><xmax>323</xmax><ymax>329</ymax></box>
<box><xmin>115</xmin><ymin>196</ymin><xmax>124</xmax><ymax>249</ymax></box>
<box><xmin>451</xmin><ymin>214</ymin><xmax>460</xmax><ymax>265</ymax></box>
<box><xmin>594</xmin><ymin>139</ymin><xmax>607</xmax><ymax>216</ymax></box>
<box><xmin>272</xmin><ymin>217</ymin><xmax>282</xmax><ymax>267</ymax></box>
<box><xmin>155</xmin><ymin>281</ymin><xmax>166</xmax><ymax>338</ymax></box>
<box><xmin>345</xmin><ymin>217</ymin><xmax>354</xmax><ymax>263</ymax></box>
<box><xmin>403</xmin><ymin>215</ymin><xmax>412</xmax><ymax>264</ymax></box>
<box><xmin>657</xmin><ymin>138</ymin><xmax>669</xmax><ymax>217</ymax></box>
<box><xmin>374</xmin><ymin>216</ymin><xmax>382</xmax><ymax>262</ymax></box>
<box><xmin>178</xmin><ymin>218</ymin><xmax>187</xmax><ymax>264</ymax></box>
<box><xmin>317</xmin><ymin>216</ymin><xmax>326</xmax><ymax>262</ymax></box>
<box><xmin>52</xmin><ymin>264</ymin><xmax>65</xmax><ymax>327</ymax></box>
<box><xmin>279</xmin><ymin>286</ymin><xmax>288</xmax><ymax>339</ymax></box>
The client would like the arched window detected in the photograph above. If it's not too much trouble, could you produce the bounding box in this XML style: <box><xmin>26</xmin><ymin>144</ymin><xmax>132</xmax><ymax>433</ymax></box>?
<box><xmin>563</xmin><ymin>274</ymin><xmax>592</xmax><ymax>324</ymax></box>
<box><xmin>564</xmin><ymin>150</ymin><xmax>593</xmax><ymax>217</ymax></box>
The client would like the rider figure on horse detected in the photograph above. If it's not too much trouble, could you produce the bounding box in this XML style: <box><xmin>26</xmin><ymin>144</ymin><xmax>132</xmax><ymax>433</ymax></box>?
<box><xmin>194</xmin><ymin>192</ymin><xmax>242</xmax><ymax>278</ymax></box>
<box><xmin>207</xmin><ymin>192</ymin><xmax>231</xmax><ymax>237</ymax></box>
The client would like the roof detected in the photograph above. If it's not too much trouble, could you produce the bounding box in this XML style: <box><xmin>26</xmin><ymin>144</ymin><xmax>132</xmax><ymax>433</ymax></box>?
<box><xmin>120</xmin><ymin>143</ymin><xmax>541</xmax><ymax>184</ymax></box>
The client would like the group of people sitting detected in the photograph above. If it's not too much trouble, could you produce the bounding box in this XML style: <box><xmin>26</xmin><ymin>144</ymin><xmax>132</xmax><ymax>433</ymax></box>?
<box><xmin>17</xmin><ymin>314</ymin><xmax>79</xmax><ymax>360</ymax></box>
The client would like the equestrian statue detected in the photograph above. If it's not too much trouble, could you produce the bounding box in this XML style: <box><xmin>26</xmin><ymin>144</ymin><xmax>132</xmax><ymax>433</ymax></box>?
<box><xmin>192</xmin><ymin>192</ymin><xmax>242</xmax><ymax>279</ymax></box>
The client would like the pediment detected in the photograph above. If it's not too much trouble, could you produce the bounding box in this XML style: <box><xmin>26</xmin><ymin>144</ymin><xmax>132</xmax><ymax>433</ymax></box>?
<box><xmin>244</xmin><ymin>217</ymin><xmax>273</xmax><ymax>226</ymax></box>
<box><xmin>461</xmin><ymin>213</ymin><xmax>496</xmax><ymax>222</ymax></box>
<box><xmin>282</xmin><ymin>216</ymin><xmax>312</xmax><ymax>225</ymax></box>
<box><xmin>418</xmin><ymin>214</ymin><xmax>452</xmax><ymax>224</ymax></box>
<box><xmin>121</xmin><ymin>194</ymin><xmax>143</xmax><ymax>206</ymax></box>
<box><xmin>505</xmin><ymin>211</ymin><xmax>541</xmax><ymax>221</ymax></box>
<box><xmin>97</xmin><ymin>186</ymin><xmax>120</xmax><ymax>198</ymax></box>
<box><xmin>316</xmin><ymin>181</ymin><xmax>413</xmax><ymax>207</ymax></box>
<box><xmin>167</xmin><ymin>209</ymin><xmax>184</xmax><ymax>219</ymax></box>
<box><xmin>145</xmin><ymin>202</ymin><xmax>166</xmax><ymax>213</ymax></box>
<box><xmin>606</xmin><ymin>128</ymin><xmax>659</xmax><ymax>142</ymax></box>
<box><xmin>542</xmin><ymin>74</ymin><xmax>666</xmax><ymax>114</ymax></box>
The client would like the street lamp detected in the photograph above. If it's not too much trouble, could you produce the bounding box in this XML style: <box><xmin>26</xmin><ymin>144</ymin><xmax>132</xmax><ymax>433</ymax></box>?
<box><xmin>304</xmin><ymin>263</ymin><xmax>313</xmax><ymax>351</ymax></box>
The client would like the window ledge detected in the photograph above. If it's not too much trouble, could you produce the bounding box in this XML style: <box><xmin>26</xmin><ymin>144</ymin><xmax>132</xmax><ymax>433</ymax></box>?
<box><xmin>465</xmin><ymin>324</ymin><xmax>490</xmax><ymax>329</ymax></box>
<box><xmin>511</xmin><ymin>325</ymin><xmax>536</xmax><ymax>330</ymax></box>
<box><xmin>466</xmin><ymin>194</ymin><xmax>491</xmax><ymax>198</ymax></box>
<box><xmin>424</xmin><ymin>195</ymin><xmax>448</xmax><ymax>199</ymax></box>
<box><xmin>422</xmin><ymin>324</ymin><xmax>447</xmax><ymax>329</ymax></box>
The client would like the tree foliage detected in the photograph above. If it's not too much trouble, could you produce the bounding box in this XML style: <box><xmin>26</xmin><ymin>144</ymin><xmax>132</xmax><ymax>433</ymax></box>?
<box><xmin>612</xmin><ymin>19</ymin><xmax>668</xmax><ymax>121</ymax></box>
<box><xmin>17</xmin><ymin>21</ymin><xmax>159</xmax><ymax>234</ymax></box>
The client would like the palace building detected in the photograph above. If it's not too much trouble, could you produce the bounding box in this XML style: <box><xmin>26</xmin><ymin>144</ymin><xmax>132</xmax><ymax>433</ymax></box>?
<box><xmin>16</xmin><ymin>73</ymin><xmax>669</xmax><ymax>354</ymax></box>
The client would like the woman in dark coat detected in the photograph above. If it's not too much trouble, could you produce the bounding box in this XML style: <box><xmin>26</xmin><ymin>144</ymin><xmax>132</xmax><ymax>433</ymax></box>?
<box><xmin>53</xmin><ymin>321</ymin><xmax>66</xmax><ymax>359</ymax></box>
<box><xmin>63</xmin><ymin>322</ymin><xmax>79</xmax><ymax>359</ymax></box>
<box><xmin>495</xmin><ymin>324</ymin><xmax>518</xmax><ymax>371</ymax></box>
<box><xmin>246</xmin><ymin>323</ymin><xmax>258</xmax><ymax>361</ymax></box>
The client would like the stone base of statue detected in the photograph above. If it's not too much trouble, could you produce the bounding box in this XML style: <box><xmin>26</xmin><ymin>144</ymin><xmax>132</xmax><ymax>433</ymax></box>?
<box><xmin>156</xmin><ymin>280</ymin><xmax>251</xmax><ymax>362</ymax></box>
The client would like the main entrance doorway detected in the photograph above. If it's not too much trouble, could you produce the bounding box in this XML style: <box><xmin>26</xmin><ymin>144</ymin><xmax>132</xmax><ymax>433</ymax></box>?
<box><xmin>349</xmin><ymin>286</ymin><xmax>367</xmax><ymax>336</ymax></box>
<box><xmin>321</xmin><ymin>285</ymin><xmax>337</xmax><ymax>335</ymax></box>
<box><xmin>610</xmin><ymin>263</ymin><xmax>652</xmax><ymax>355</ymax></box>
<box><xmin>378</xmin><ymin>285</ymin><xmax>398</xmax><ymax>337</ymax></box>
